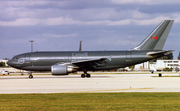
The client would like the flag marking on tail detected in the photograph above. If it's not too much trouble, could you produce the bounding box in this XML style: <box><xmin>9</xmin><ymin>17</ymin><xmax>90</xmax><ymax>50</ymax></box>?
<box><xmin>151</xmin><ymin>36</ymin><xmax>157</xmax><ymax>40</ymax></box>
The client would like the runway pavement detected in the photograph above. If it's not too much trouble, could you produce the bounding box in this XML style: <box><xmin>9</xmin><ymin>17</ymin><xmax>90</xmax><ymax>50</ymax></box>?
<box><xmin>1</xmin><ymin>73</ymin><xmax>180</xmax><ymax>94</ymax></box>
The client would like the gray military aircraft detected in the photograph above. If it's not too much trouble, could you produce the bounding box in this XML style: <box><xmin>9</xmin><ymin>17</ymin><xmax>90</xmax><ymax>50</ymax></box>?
<box><xmin>7</xmin><ymin>20</ymin><xmax>174</xmax><ymax>78</ymax></box>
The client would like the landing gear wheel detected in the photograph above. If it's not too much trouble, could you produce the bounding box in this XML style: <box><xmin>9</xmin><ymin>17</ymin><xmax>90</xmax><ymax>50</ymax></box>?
<box><xmin>28</xmin><ymin>71</ymin><xmax>33</xmax><ymax>79</ymax></box>
<box><xmin>29</xmin><ymin>75</ymin><xmax>33</xmax><ymax>79</ymax></box>
<box><xmin>86</xmin><ymin>74</ymin><xmax>91</xmax><ymax>78</ymax></box>
<box><xmin>81</xmin><ymin>74</ymin><xmax>85</xmax><ymax>78</ymax></box>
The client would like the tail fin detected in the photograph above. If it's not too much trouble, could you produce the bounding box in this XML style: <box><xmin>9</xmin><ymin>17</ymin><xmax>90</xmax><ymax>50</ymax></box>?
<box><xmin>79</xmin><ymin>40</ymin><xmax>82</xmax><ymax>51</ymax></box>
<box><xmin>133</xmin><ymin>20</ymin><xmax>174</xmax><ymax>50</ymax></box>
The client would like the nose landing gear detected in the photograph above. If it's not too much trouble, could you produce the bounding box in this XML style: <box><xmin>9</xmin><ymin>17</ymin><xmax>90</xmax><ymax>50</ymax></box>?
<box><xmin>28</xmin><ymin>71</ymin><xmax>33</xmax><ymax>79</ymax></box>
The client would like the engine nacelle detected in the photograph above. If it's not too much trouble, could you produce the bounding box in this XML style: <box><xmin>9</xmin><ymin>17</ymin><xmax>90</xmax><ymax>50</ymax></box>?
<box><xmin>51</xmin><ymin>64</ymin><xmax>77</xmax><ymax>75</ymax></box>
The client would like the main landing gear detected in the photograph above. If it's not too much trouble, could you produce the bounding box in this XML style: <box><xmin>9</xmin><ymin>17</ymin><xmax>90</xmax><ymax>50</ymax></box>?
<box><xmin>81</xmin><ymin>73</ymin><xmax>91</xmax><ymax>78</ymax></box>
<box><xmin>28</xmin><ymin>71</ymin><xmax>33</xmax><ymax>79</ymax></box>
<box><xmin>81</xmin><ymin>68</ymin><xmax>91</xmax><ymax>78</ymax></box>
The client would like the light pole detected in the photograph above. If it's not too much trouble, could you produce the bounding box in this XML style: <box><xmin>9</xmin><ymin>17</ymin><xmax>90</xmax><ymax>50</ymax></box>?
<box><xmin>29</xmin><ymin>40</ymin><xmax>34</xmax><ymax>52</ymax></box>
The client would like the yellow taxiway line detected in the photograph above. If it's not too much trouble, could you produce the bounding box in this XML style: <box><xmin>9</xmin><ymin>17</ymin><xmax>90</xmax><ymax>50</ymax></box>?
<box><xmin>73</xmin><ymin>87</ymin><xmax>155</xmax><ymax>93</ymax></box>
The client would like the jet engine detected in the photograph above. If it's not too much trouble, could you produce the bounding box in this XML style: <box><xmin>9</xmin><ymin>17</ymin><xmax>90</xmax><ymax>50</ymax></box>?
<box><xmin>51</xmin><ymin>64</ymin><xmax>77</xmax><ymax>75</ymax></box>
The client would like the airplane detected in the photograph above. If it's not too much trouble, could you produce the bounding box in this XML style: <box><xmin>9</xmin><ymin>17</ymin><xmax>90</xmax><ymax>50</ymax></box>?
<box><xmin>7</xmin><ymin>20</ymin><xmax>174</xmax><ymax>78</ymax></box>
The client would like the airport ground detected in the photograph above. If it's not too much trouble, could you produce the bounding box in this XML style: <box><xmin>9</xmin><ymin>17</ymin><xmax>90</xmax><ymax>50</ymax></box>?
<box><xmin>1</xmin><ymin>72</ymin><xmax>180</xmax><ymax>93</ymax></box>
<box><xmin>1</xmin><ymin>72</ymin><xmax>180</xmax><ymax>110</ymax></box>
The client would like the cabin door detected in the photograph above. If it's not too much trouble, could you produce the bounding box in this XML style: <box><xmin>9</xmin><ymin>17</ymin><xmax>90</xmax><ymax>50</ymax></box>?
<box><xmin>68</xmin><ymin>56</ymin><xmax>72</xmax><ymax>62</ymax></box>
<box><xmin>126</xmin><ymin>52</ymin><xmax>132</xmax><ymax>62</ymax></box>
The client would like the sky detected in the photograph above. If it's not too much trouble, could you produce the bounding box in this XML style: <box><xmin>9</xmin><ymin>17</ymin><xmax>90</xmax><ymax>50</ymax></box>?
<box><xmin>0</xmin><ymin>0</ymin><xmax>180</xmax><ymax>59</ymax></box>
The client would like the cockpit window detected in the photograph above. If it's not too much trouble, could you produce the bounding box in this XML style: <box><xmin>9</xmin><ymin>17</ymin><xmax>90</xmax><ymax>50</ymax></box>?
<box><xmin>12</xmin><ymin>56</ymin><xmax>19</xmax><ymax>60</ymax></box>
<box><xmin>12</xmin><ymin>56</ymin><xmax>16</xmax><ymax>60</ymax></box>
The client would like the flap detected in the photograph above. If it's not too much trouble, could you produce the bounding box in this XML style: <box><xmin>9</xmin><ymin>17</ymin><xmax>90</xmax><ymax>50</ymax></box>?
<box><xmin>72</xmin><ymin>58</ymin><xmax>106</xmax><ymax>65</ymax></box>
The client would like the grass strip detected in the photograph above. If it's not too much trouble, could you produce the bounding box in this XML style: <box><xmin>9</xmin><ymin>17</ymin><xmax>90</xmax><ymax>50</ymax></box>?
<box><xmin>1</xmin><ymin>92</ymin><xmax>180</xmax><ymax>111</ymax></box>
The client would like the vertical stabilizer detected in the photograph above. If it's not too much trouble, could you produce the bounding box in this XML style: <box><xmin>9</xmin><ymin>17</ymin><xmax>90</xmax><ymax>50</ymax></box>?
<box><xmin>79</xmin><ymin>40</ymin><xmax>82</xmax><ymax>51</ymax></box>
<box><xmin>133</xmin><ymin>20</ymin><xmax>174</xmax><ymax>50</ymax></box>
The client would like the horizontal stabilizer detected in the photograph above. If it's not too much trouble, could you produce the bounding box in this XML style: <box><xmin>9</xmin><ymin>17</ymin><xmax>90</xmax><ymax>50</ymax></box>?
<box><xmin>147</xmin><ymin>50</ymin><xmax>173</xmax><ymax>57</ymax></box>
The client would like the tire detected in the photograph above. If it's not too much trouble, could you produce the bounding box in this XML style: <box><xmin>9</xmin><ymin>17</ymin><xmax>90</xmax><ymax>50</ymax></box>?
<box><xmin>29</xmin><ymin>75</ymin><xmax>33</xmax><ymax>79</ymax></box>
<box><xmin>81</xmin><ymin>74</ymin><xmax>85</xmax><ymax>78</ymax></box>
<box><xmin>86</xmin><ymin>74</ymin><xmax>91</xmax><ymax>78</ymax></box>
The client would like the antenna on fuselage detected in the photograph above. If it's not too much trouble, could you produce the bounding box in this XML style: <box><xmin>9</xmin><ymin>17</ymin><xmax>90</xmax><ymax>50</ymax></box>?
<box><xmin>79</xmin><ymin>40</ymin><xmax>82</xmax><ymax>51</ymax></box>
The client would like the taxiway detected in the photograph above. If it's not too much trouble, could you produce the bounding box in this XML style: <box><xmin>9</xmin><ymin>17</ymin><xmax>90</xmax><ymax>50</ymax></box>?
<box><xmin>1</xmin><ymin>74</ymin><xmax>180</xmax><ymax>94</ymax></box>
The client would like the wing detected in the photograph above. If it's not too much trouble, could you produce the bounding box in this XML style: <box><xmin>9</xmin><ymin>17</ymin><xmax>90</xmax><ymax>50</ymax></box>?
<box><xmin>71</xmin><ymin>58</ymin><xmax>106</xmax><ymax>68</ymax></box>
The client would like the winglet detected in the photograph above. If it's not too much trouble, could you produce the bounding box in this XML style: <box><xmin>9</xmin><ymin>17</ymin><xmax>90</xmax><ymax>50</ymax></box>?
<box><xmin>133</xmin><ymin>20</ymin><xmax>174</xmax><ymax>50</ymax></box>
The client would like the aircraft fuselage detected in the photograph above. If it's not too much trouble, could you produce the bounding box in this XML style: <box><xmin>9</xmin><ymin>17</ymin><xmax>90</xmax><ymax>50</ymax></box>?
<box><xmin>8</xmin><ymin>50</ymin><xmax>158</xmax><ymax>71</ymax></box>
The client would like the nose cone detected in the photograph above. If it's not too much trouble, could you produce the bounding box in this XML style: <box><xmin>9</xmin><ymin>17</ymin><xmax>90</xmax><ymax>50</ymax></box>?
<box><xmin>7</xmin><ymin>59</ymin><xmax>20</xmax><ymax>69</ymax></box>
<box><xmin>7</xmin><ymin>60</ymin><xmax>12</xmax><ymax>67</ymax></box>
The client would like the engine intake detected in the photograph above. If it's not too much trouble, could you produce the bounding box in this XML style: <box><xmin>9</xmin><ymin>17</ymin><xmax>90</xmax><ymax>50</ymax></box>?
<box><xmin>51</xmin><ymin>64</ymin><xmax>76</xmax><ymax>75</ymax></box>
